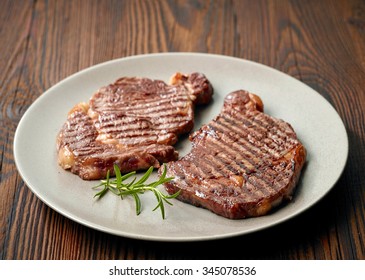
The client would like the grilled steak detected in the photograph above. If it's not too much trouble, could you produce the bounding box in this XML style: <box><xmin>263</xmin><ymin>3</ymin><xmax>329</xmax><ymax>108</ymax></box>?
<box><xmin>57</xmin><ymin>72</ymin><xmax>213</xmax><ymax>180</ymax></box>
<box><xmin>160</xmin><ymin>90</ymin><xmax>306</xmax><ymax>219</ymax></box>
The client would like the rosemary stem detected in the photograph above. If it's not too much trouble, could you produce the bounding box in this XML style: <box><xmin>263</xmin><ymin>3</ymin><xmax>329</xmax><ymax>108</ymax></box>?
<box><xmin>92</xmin><ymin>164</ymin><xmax>178</xmax><ymax>219</ymax></box>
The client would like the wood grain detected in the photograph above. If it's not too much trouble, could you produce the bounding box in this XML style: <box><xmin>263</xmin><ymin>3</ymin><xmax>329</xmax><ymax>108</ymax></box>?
<box><xmin>0</xmin><ymin>0</ymin><xmax>364</xmax><ymax>260</ymax></box>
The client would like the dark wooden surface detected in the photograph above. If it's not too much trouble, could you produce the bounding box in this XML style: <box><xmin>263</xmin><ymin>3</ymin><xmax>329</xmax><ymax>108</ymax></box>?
<box><xmin>1</xmin><ymin>0</ymin><xmax>364</xmax><ymax>260</ymax></box>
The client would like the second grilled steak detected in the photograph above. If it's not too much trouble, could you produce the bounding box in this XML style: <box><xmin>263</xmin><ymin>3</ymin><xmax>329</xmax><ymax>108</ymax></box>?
<box><xmin>57</xmin><ymin>72</ymin><xmax>213</xmax><ymax>180</ymax></box>
<box><xmin>161</xmin><ymin>90</ymin><xmax>306</xmax><ymax>219</ymax></box>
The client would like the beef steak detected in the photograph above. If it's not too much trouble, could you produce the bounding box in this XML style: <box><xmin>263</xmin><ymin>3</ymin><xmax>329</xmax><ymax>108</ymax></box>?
<box><xmin>160</xmin><ymin>90</ymin><xmax>306</xmax><ymax>219</ymax></box>
<box><xmin>57</xmin><ymin>72</ymin><xmax>213</xmax><ymax>180</ymax></box>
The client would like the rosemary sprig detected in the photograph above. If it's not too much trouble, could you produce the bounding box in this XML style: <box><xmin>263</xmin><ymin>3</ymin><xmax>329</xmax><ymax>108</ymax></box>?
<box><xmin>92</xmin><ymin>164</ymin><xmax>179</xmax><ymax>219</ymax></box>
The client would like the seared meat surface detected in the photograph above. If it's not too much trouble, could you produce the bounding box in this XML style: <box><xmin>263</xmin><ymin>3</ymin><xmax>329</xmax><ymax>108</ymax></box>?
<box><xmin>57</xmin><ymin>72</ymin><xmax>213</xmax><ymax>180</ymax></box>
<box><xmin>160</xmin><ymin>90</ymin><xmax>306</xmax><ymax>219</ymax></box>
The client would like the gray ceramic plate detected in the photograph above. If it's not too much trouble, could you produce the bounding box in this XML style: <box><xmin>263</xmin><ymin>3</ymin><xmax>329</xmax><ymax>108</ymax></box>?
<box><xmin>14</xmin><ymin>53</ymin><xmax>348</xmax><ymax>241</ymax></box>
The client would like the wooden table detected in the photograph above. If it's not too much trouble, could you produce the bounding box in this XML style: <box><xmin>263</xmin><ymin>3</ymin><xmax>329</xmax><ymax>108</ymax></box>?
<box><xmin>1</xmin><ymin>0</ymin><xmax>364</xmax><ymax>260</ymax></box>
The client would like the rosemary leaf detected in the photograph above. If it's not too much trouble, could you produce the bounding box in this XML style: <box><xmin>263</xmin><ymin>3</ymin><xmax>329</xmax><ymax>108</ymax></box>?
<box><xmin>114</xmin><ymin>164</ymin><xmax>122</xmax><ymax>188</ymax></box>
<box><xmin>92</xmin><ymin>164</ymin><xmax>178</xmax><ymax>219</ymax></box>
<box><xmin>135</xmin><ymin>166</ymin><xmax>153</xmax><ymax>185</ymax></box>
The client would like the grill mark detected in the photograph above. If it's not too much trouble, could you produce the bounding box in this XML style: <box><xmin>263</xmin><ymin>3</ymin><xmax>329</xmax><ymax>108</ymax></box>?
<box><xmin>254</xmin><ymin>122</ymin><xmax>298</xmax><ymax>153</ymax></box>
<box><xmin>186</xmin><ymin>137</ymin><xmax>264</xmax><ymax>200</ymax></box>
<box><xmin>171</xmin><ymin>159</ymin><xmax>234</xmax><ymax>203</ymax></box>
<box><xmin>73</xmin><ymin>146</ymin><xmax>105</xmax><ymax>157</ymax></box>
<box><xmin>203</xmin><ymin>140</ymin><xmax>243</xmax><ymax>175</ymax></box>
<box><xmin>96</xmin><ymin>115</ymin><xmax>191</xmax><ymax>130</ymax></box>
<box><xmin>92</xmin><ymin>106</ymin><xmax>192</xmax><ymax>120</ymax></box>
<box><xmin>202</xmin><ymin>122</ymin><xmax>285</xmax><ymax>196</ymax></box>
<box><xmin>209</xmin><ymin>122</ymin><xmax>260</xmax><ymax>168</ymax></box>
<box><xmin>132</xmin><ymin>107</ymin><xmax>191</xmax><ymax>118</ymax></box>
<box><xmin>91</xmin><ymin>92</ymin><xmax>190</xmax><ymax>112</ymax></box>
<box><xmin>249</xmin><ymin>112</ymin><xmax>299</xmax><ymax>144</ymax></box>
<box><xmin>221</xmin><ymin>113</ymin><xmax>283</xmax><ymax>157</ymax></box>
<box><xmin>198</xmin><ymin>139</ymin><xmax>288</xmax><ymax>200</ymax></box>
<box><xmin>218</xmin><ymin>114</ymin><xmax>288</xmax><ymax>159</ymax></box>
<box><xmin>181</xmin><ymin>150</ymin><xmax>232</xmax><ymax>182</ymax></box>
<box><xmin>242</xmin><ymin>109</ymin><xmax>287</xmax><ymax>133</ymax></box>
<box><xmin>76</xmin><ymin>148</ymin><xmax>117</xmax><ymax>157</ymax></box>
<box><xmin>193</xmin><ymin>157</ymin><xmax>234</xmax><ymax>195</ymax></box>
<box><xmin>271</xmin><ymin>167</ymin><xmax>291</xmax><ymax>191</ymax></box>
<box><xmin>206</xmin><ymin>150</ymin><xmax>265</xmax><ymax>200</ymax></box>
<box><xmin>171</xmin><ymin>159</ymin><xmax>212</xmax><ymax>192</ymax></box>
<box><xmin>97</xmin><ymin>119</ymin><xmax>151</xmax><ymax>131</ymax></box>
<box><xmin>245</xmin><ymin>174</ymin><xmax>277</xmax><ymax>197</ymax></box>
<box><xmin>95</xmin><ymin>100</ymin><xmax>191</xmax><ymax>116</ymax></box>
<box><xmin>253</xmin><ymin>166</ymin><xmax>285</xmax><ymax>191</ymax></box>
<box><xmin>212</xmin><ymin>118</ymin><xmax>291</xmax><ymax>188</ymax></box>
<box><xmin>201</xmin><ymin>138</ymin><xmax>272</xmax><ymax>199</ymax></box>
<box><xmin>150</xmin><ymin>114</ymin><xmax>192</xmax><ymax>124</ymax></box>
<box><xmin>119</xmin><ymin>99</ymin><xmax>191</xmax><ymax>114</ymax></box>
<box><xmin>64</xmin><ymin>136</ymin><xmax>95</xmax><ymax>147</ymax></box>
<box><xmin>94</xmin><ymin>113</ymin><xmax>191</xmax><ymax>130</ymax></box>
<box><xmin>113</xmin><ymin>135</ymin><xmax>159</xmax><ymax>145</ymax></box>
<box><xmin>74</xmin><ymin>142</ymin><xmax>163</xmax><ymax>157</ymax></box>
<box><xmin>195</xmin><ymin>152</ymin><xmax>230</xmax><ymax>178</ymax></box>
<box><xmin>62</xmin><ymin>127</ymin><xmax>97</xmax><ymax>144</ymax></box>
<box><xmin>108</xmin><ymin>130</ymin><xmax>168</xmax><ymax>139</ymax></box>
<box><xmin>63</xmin><ymin>129</ymin><xmax>96</xmax><ymax>139</ymax></box>
<box><xmin>95</xmin><ymin>119</ymin><xmax>191</xmax><ymax>139</ymax></box>
<box><xmin>196</xmin><ymin>154</ymin><xmax>261</xmax><ymax>199</ymax></box>
<box><xmin>66</xmin><ymin>119</ymin><xmax>92</xmax><ymax>129</ymax></box>
<box><xmin>110</xmin><ymin>79</ymin><xmax>188</xmax><ymax>97</ymax></box>
<box><xmin>227</xmin><ymin>109</ymin><xmax>298</xmax><ymax>145</ymax></box>
<box><xmin>156</xmin><ymin>120</ymin><xmax>191</xmax><ymax>130</ymax></box>
<box><xmin>211</xmin><ymin>118</ymin><xmax>271</xmax><ymax>162</ymax></box>
<box><xmin>97</xmin><ymin>82</ymin><xmax>181</xmax><ymax>95</ymax></box>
